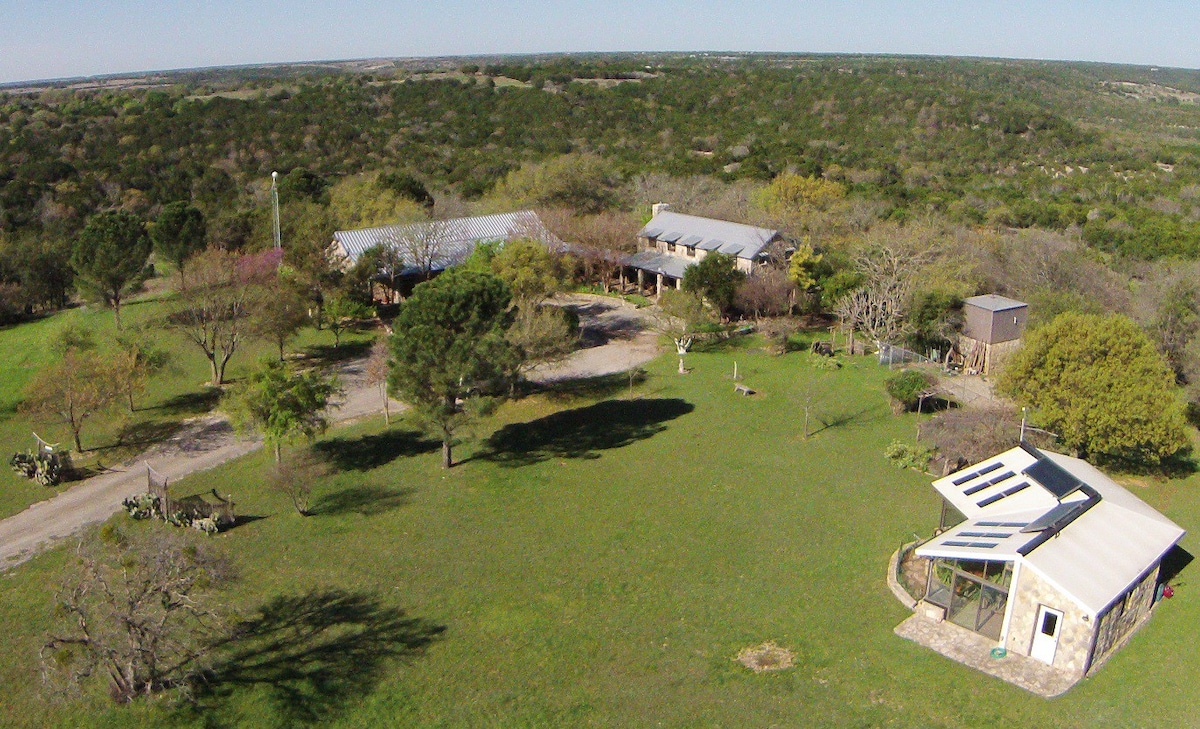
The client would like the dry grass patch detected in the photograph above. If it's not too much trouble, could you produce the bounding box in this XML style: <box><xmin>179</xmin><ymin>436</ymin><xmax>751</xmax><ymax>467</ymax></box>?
<box><xmin>735</xmin><ymin>641</ymin><xmax>795</xmax><ymax>673</ymax></box>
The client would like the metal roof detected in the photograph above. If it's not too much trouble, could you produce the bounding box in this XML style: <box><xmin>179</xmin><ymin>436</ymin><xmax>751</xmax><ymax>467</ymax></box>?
<box><xmin>637</xmin><ymin>211</ymin><xmax>778</xmax><ymax>261</ymax></box>
<box><xmin>965</xmin><ymin>294</ymin><xmax>1027</xmax><ymax>312</ymax></box>
<box><xmin>625</xmin><ymin>250</ymin><xmax>692</xmax><ymax>280</ymax></box>
<box><xmin>332</xmin><ymin>211</ymin><xmax>563</xmax><ymax>273</ymax></box>
<box><xmin>917</xmin><ymin>446</ymin><xmax>1185</xmax><ymax>614</ymax></box>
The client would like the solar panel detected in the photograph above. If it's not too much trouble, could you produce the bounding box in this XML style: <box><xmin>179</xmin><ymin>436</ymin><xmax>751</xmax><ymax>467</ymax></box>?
<box><xmin>977</xmin><ymin>521</ymin><xmax>1028</xmax><ymax>527</ymax></box>
<box><xmin>952</xmin><ymin>461</ymin><xmax>1003</xmax><ymax>486</ymax></box>
<box><xmin>963</xmin><ymin>471</ymin><xmax>1015</xmax><ymax>496</ymax></box>
<box><xmin>976</xmin><ymin>482</ymin><xmax>1030</xmax><ymax>508</ymax></box>
<box><xmin>1023</xmin><ymin>456</ymin><xmax>1083</xmax><ymax>499</ymax></box>
<box><xmin>959</xmin><ymin>531</ymin><xmax>1011</xmax><ymax>539</ymax></box>
<box><xmin>1020</xmin><ymin>501</ymin><xmax>1089</xmax><ymax>533</ymax></box>
<box><xmin>943</xmin><ymin>540</ymin><xmax>999</xmax><ymax>549</ymax></box>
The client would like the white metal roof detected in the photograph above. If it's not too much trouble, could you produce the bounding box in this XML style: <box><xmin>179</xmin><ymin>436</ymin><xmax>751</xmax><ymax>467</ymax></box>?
<box><xmin>964</xmin><ymin>294</ymin><xmax>1027</xmax><ymax>312</ymax></box>
<box><xmin>917</xmin><ymin>446</ymin><xmax>1185</xmax><ymax>615</ymax></box>
<box><xmin>332</xmin><ymin>210</ymin><xmax>563</xmax><ymax>272</ymax></box>
<box><xmin>638</xmin><ymin>211</ymin><xmax>778</xmax><ymax>261</ymax></box>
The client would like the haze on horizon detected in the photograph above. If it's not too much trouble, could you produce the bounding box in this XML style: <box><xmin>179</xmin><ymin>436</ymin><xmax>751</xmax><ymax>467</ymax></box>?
<box><xmin>2</xmin><ymin>0</ymin><xmax>1199</xmax><ymax>85</ymax></box>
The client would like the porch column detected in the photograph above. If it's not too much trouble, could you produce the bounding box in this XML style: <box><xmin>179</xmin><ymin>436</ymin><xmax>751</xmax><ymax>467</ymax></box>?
<box><xmin>656</xmin><ymin>273</ymin><xmax>664</xmax><ymax>298</ymax></box>
<box><xmin>675</xmin><ymin>277</ymin><xmax>682</xmax><ymax>290</ymax></box>
<box><xmin>637</xmin><ymin>269</ymin><xmax>644</xmax><ymax>294</ymax></box>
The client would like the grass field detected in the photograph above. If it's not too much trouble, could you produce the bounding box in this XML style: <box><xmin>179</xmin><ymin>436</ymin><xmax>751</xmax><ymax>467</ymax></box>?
<box><xmin>0</xmin><ymin>289</ymin><xmax>374</xmax><ymax>519</ymax></box>
<box><xmin>0</xmin><ymin>342</ymin><xmax>1197</xmax><ymax>727</ymax></box>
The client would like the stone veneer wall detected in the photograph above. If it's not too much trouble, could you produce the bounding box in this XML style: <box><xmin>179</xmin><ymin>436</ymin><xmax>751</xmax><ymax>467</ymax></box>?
<box><xmin>1004</xmin><ymin>566</ymin><xmax>1096</xmax><ymax>680</ymax></box>
<box><xmin>1089</xmin><ymin>566</ymin><xmax>1159</xmax><ymax>672</ymax></box>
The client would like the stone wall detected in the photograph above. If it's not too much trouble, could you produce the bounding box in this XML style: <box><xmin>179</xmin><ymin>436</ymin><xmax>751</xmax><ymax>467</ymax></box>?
<box><xmin>1004</xmin><ymin>566</ymin><xmax>1096</xmax><ymax>680</ymax></box>
<box><xmin>1089</xmin><ymin>566</ymin><xmax>1159</xmax><ymax>672</ymax></box>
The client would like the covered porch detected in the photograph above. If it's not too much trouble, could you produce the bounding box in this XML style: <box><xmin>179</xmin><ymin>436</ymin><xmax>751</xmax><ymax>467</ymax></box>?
<box><xmin>619</xmin><ymin>250</ymin><xmax>690</xmax><ymax>299</ymax></box>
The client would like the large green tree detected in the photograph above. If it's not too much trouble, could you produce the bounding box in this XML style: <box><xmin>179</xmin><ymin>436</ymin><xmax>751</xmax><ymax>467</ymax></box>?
<box><xmin>682</xmin><ymin>252</ymin><xmax>746</xmax><ymax>317</ymax></box>
<box><xmin>152</xmin><ymin>202</ymin><xmax>207</xmax><ymax>288</ymax></box>
<box><xmin>389</xmin><ymin>269</ymin><xmax>518</xmax><ymax>468</ymax></box>
<box><xmin>998</xmin><ymin>312</ymin><xmax>1189</xmax><ymax>466</ymax></box>
<box><xmin>71</xmin><ymin>211</ymin><xmax>152</xmax><ymax>329</ymax></box>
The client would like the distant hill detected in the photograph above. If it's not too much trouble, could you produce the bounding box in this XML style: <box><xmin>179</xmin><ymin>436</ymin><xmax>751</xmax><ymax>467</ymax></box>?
<box><xmin>3</xmin><ymin>53</ymin><xmax>1200</xmax><ymax>258</ymax></box>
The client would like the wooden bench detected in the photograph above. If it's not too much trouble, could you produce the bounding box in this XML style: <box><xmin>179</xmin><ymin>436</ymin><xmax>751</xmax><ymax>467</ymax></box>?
<box><xmin>734</xmin><ymin>383</ymin><xmax>755</xmax><ymax>396</ymax></box>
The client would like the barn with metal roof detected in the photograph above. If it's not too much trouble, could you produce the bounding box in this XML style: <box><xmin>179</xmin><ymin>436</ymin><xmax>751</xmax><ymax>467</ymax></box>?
<box><xmin>332</xmin><ymin>210</ymin><xmax>563</xmax><ymax>273</ymax></box>
<box><xmin>906</xmin><ymin>443</ymin><xmax>1184</xmax><ymax>686</ymax></box>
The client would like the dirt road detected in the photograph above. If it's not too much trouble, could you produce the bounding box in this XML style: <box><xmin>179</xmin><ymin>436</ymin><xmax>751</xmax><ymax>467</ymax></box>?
<box><xmin>0</xmin><ymin>295</ymin><xmax>659</xmax><ymax>570</ymax></box>
<box><xmin>0</xmin><ymin>358</ymin><xmax>402</xmax><ymax>569</ymax></box>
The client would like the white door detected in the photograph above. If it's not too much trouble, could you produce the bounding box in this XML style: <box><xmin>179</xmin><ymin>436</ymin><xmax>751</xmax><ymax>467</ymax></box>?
<box><xmin>1030</xmin><ymin>606</ymin><xmax>1063</xmax><ymax>665</ymax></box>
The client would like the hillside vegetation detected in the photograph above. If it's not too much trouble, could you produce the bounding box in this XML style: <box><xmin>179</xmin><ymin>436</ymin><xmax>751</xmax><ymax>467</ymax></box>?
<box><xmin>4</xmin><ymin>55</ymin><xmax>1200</xmax><ymax>257</ymax></box>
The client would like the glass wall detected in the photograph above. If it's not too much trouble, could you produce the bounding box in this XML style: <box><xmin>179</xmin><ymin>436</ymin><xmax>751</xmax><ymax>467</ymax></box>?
<box><xmin>925</xmin><ymin>558</ymin><xmax>1012</xmax><ymax>641</ymax></box>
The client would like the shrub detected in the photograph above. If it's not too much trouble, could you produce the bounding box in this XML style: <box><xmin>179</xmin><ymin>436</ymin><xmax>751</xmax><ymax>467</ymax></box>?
<box><xmin>884</xmin><ymin>440</ymin><xmax>934</xmax><ymax>471</ymax></box>
<box><xmin>885</xmin><ymin>369</ymin><xmax>935</xmax><ymax>412</ymax></box>
<box><xmin>811</xmin><ymin>354</ymin><xmax>843</xmax><ymax>370</ymax></box>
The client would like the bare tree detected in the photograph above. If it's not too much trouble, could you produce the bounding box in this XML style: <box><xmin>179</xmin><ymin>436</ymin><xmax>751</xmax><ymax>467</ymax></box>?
<box><xmin>267</xmin><ymin>448</ymin><xmax>331</xmax><ymax>516</ymax></box>
<box><xmin>735</xmin><ymin>268</ymin><xmax>796</xmax><ymax>319</ymax></box>
<box><xmin>923</xmin><ymin>406</ymin><xmax>1055</xmax><ymax>473</ymax></box>
<box><xmin>364</xmin><ymin>337</ymin><xmax>393</xmax><ymax>425</ymax></box>
<box><xmin>539</xmin><ymin>208</ymin><xmax>637</xmax><ymax>292</ymax></box>
<box><xmin>41</xmin><ymin>526</ymin><xmax>234</xmax><ymax>703</ymax></box>
<box><xmin>21</xmin><ymin>348</ymin><xmax>121</xmax><ymax>452</ymax></box>
<box><xmin>834</xmin><ymin>235</ymin><xmax>936</xmax><ymax>350</ymax></box>
<box><xmin>169</xmin><ymin>248</ymin><xmax>274</xmax><ymax>386</ymax></box>
<box><xmin>792</xmin><ymin>369</ymin><xmax>834</xmax><ymax>439</ymax></box>
<box><xmin>384</xmin><ymin>218</ymin><xmax>450</xmax><ymax>282</ymax></box>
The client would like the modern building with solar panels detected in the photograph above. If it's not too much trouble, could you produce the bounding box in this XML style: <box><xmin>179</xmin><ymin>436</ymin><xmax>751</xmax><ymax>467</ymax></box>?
<box><xmin>911</xmin><ymin>443</ymin><xmax>1184</xmax><ymax>681</ymax></box>
<box><xmin>625</xmin><ymin>205</ymin><xmax>781</xmax><ymax>298</ymax></box>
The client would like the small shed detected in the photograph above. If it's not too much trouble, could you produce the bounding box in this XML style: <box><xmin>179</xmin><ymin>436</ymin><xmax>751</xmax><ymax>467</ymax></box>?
<box><xmin>963</xmin><ymin>294</ymin><xmax>1028</xmax><ymax>344</ymax></box>
<box><xmin>956</xmin><ymin>294</ymin><xmax>1028</xmax><ymax>375</ymax></box>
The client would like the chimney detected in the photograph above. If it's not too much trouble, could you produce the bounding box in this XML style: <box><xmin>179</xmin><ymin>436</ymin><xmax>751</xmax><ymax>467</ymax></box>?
<box><xmin>652</xmin><ymin>202</ymin><xmax>671</xmax><ymax>217</ymax></box>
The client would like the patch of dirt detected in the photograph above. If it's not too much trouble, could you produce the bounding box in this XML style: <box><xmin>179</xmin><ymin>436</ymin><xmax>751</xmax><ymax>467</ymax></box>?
<box><xmin>735</xmin><ymin>642</ymin><xmax>795</xmax><ymax>673</ymax></box>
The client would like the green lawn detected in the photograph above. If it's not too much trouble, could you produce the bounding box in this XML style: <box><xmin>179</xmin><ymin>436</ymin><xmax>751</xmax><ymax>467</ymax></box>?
<box><xmin>0</xmin><ymin>345</ymin><xmax>1196</xmax><ymax>727</ymax></box>
<box><xmin>0</xmin><ymin>288</ymin><xmax>375</xmax><ymax>519</ymax></box>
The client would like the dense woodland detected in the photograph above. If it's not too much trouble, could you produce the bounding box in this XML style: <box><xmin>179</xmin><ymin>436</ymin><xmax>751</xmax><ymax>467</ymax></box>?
<box><xmin>4</xmin><ymin>53</ymin><xmax>1200</xmax><ymax>446</ymax></box>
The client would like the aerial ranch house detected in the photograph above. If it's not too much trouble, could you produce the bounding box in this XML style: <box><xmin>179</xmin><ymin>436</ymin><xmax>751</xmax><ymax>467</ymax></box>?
<box><xmin>624</xmin><ymin>204</ymin><xmax>781</xmax><ymax>297</ymax></box>
<box><xmin>332</xmin><ymin>210</ymin><xmax>563</xmax><ymax>299</ymax></box>
<box><xmin>913</xmin><ymin>443</ymin><xmax>1184</xmax><ymax>682</ymax></box>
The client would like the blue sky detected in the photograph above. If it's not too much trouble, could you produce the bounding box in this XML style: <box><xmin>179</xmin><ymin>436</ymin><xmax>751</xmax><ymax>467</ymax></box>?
<box><xmin>2</xmin><ymin>1</ymin><xmax>1198</xmax><ymax>84</ymax></box>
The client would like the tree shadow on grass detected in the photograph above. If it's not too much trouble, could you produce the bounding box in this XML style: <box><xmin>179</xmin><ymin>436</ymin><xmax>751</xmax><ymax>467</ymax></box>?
<box><xmin>532</xmin><ymin>370</ymin><xmax>647</xmax><ymax>402</ymax></box>
<box><xmin>185</xmin><ymin>589</ymin><xmax>444</xmax><ymax>727</ymax></box>
<box><xmin>480</xmin><ymin>397</ymin><xmax>694</xmax><ymax>467</ymax></box>
<box><xmin>808</xmin><ymin>405</ymin><xmax>888</xmax><ymax>437</ymax></box>
<box><xmin>300</xmin><ymin>339</ymin><xmax>373</xmax><ymax>369</ymax></box>
<box><xmin>313</xmin><ymin>429</ymin><xmax>439</xmax><ymax>472</ymax></box>
<box><xmin>149</xmin><ymin>388</ymin><xmax>223</xmax><ymax>418</ymax></box>
<box><xmin>114</xmin><ymin>418</ymin><xmax>184</xmax><ymax>449</ymax></box>
<box><xmin>312</xmin><ymin>485</ymin><xmax>415</xmax><ymax>516</ymax></box>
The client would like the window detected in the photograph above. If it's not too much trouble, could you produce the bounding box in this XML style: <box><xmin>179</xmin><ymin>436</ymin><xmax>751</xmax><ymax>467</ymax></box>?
<box><xmin>1040</xmin><ymin>611</ymin><xmax>1058</xmax><ymax>636</ymax></box>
